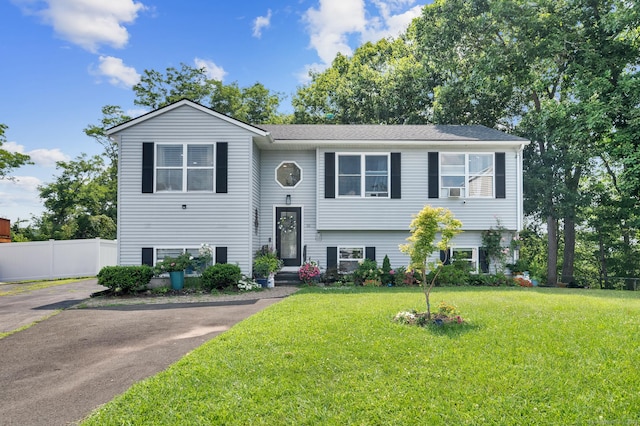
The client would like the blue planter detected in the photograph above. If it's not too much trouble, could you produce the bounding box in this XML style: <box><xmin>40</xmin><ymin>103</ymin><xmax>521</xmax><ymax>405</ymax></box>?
<box><xmin>169</xmin><ymin>270</ymin><xmax>185</xmax><ymax>290</ymax></box>
<box><xmin>256</xmin><ymin>278</ymin><xmax>268</xmax><ymax>288</ymax></box>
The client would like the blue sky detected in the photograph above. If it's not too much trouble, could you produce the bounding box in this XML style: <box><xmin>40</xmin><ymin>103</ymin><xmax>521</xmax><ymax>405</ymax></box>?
<box><xmin>0</xmin><ymin>0</ymin><xmax>425</xmax><ymax>225</ymax></box>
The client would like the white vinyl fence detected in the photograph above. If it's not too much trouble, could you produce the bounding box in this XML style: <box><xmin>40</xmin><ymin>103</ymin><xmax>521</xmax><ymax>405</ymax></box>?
<box><xmin>0</xmin><ymin>238</ymin><xmax>117</xmax><ymax>282</ymax></box>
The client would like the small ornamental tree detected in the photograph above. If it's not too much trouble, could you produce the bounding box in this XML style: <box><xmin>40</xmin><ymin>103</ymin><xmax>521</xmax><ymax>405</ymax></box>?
<box><xmin>400</xmin><ymin>206</ymin><xmax>462</xmax><ymax>319</ymax></box>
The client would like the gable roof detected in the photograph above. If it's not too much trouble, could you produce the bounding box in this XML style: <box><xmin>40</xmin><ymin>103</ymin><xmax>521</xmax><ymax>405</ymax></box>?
<box><xmin>258</xmin><ymin>124</ymin><xmax>527</xmax><ymax>142</ymax></box>
<box><xmin>105</xmin><ymin>99</ymin><xmax>270</xmax><ymax>137</ymax></box>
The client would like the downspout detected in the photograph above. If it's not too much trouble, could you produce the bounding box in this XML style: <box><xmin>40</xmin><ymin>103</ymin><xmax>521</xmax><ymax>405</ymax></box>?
<box><xmin>516</xmin><ymin>144</ymin><xmax>525</xmax><ymax>232</ymax></box>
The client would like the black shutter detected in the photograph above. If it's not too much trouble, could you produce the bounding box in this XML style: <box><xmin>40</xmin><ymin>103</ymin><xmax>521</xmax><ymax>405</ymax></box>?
<box><xmin>428</xmin><ymin>152</ymin><xmax>439</xmax><ymax>198</ymax></box>
<box><xmin>216</xmin><ymin>142</ymin><xmax>228</xmax><ymax>193</ymax></box>
<box><xmin>439</xmin><ymin>249</ymin><xmax>451</xmax><ymax>265</ymax></box>
<box><xmin>479</xmin><ymin>248</ymin><xmax>489</xmax><ymax>273</ymax></box>
<box><xmin>496</xmin><ymin>152</ymin><xmax>506</xmax><ymax>199</ymax></box>
<box><xmin>327</xmin><ymin>247</ymin><xmax>338</xmax><ymax>269</ymax></box>
<box><xmin>325</xmin><ymin>152</ymin><xmax>335</xmax><ymax>198</ymax></box>
<box><xmin>142</xmin><ymin>142</ymin><xmax>154</xmax><ymax>193</ymax></box>
<box><xmin>365</xmin><ymin>247</ymin><xmax>376</xmax><ymax>261</ymax></box>
<box><xmin>142</xmin><ymin>247</ymin><xmax>154</xmax><ymax>266</ymax></box>
<box><xmin>215</xmin><ymin>247</ymin><xmax>228</xmax><ymax>264</ymax></box>
<box><xmin>391</xmin><ymin>152</ymin><xmax>401</xmax><ymax>199</ymax></box>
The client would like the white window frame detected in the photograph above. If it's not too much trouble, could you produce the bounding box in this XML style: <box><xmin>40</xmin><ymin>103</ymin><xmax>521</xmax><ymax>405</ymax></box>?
<box><xmin>155</xmin><ymin>143</ymin><xmax>215</xmax><ymax>192</ymax></box>
<box><xmin>155</xmin><ymin>246</ymin><xmax>210</xmax><ymax>276</ymax></box>
<box><xmin>275</xmin><ymin>161</ymin><xmax>303</xmax><ymax>188</ymax></box>
<box><xmin>338</xmin><ymin>246</ymin><xmax>364</xmax><ymax>273</ymax></box>
<box><xmin>440</xmin><ymin>153</ymin><xmax>494</xmax><ymax>198</ymax></box>
<box><xmin>451</xmin><ymin>247</ymin><xmax>478</xmax><ymax>272</ymax></box>
<box><xmin>336</xmin><ymin>153</ymin><xmax>390</xmax><ymax>198</ymax></box>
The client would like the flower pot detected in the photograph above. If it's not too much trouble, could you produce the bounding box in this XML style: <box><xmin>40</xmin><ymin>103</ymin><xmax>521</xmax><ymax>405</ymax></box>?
<box><xmin>169</xmin><ymin>270</ymin><xmax>185</xmax><ymax>290</ymax></box>
<box><xmin>267</xmin><ymin>273</ymin><xmax>275</xmax><ymax>288</ymax></box>
<box><xmin>256</xmin><ymin>278</ymin><xmax>268</xmax><ymax>288</ymax></box>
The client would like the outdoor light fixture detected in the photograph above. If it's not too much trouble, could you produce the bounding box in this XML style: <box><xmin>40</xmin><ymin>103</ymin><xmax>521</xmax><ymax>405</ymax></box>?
<box><xmin>285</xmin><ymin>194</ymin><xmax>291</xmax><ymax>205</ymax></box>
<box><xmin>182</xmin><ymin>204</ymin><xmax>187</xmax><ymax>209</ymax></box>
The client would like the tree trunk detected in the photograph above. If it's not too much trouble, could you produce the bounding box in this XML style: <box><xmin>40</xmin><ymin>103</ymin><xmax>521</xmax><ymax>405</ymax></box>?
<box><xmin>561</xmin><ymin>216</ymin><xmax>576</xmax><ymax>284</ymax></box>
<box><xmin>547</xmin><ymin>215</ymin><xmax>558</xmax><ymax>286</ymax></box>
<box><xmin>598</xmin><ymin>232</ymin><xmax>608</xmax><ymax>289</ymax></box>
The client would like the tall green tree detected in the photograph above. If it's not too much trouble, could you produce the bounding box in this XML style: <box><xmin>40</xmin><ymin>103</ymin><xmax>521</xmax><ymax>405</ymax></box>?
<box><xmin>83</xmin><ymin>105</ymin><xmax>131</xmax><ymax>168</ymax></box>
<box><xmin>293</xmin><ymin>36</ymin><xmax>432</xmax><ymax>124</ymax></box>
<box><xmin>411</xmin><ymin>0</ymin><xmax>640</xmax><ymax>285</ymax></box>
<box><xmin>0</xmin><ymin>123</ymin><xmax>32</xmax><ymax>180</ymax></box>
<box><xmin>133</xmin><ymin>63</ymin><xmax>285</xmax><ymax>124</ymax></box>
<box><xmin>37</xmin><ymin>154</ymin><xmax>116</xmax><ymax>240</ymax></box>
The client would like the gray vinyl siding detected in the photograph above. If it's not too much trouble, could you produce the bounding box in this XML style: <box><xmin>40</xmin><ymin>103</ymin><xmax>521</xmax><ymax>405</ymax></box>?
<box><xmin>251</xmin><ymin>142</ymin><xmax>262</xmax><ymax>257</ymax></box>
<box><xmin>317</xmin><ymin>147</ymin><xmax>521</xmax><ymax>232</ymax></box>
<box><xmin>115</xmin><ymin>105</ymin><xmax>256</xmax><ymax>272</ymax></box>
<box><xmin>311</xmin><ymin>230</ymin><xmax>501</xmax><ymax>271</ymax></box>
<box><xmin>257</xmin><ymin>150</ymin><xmax>317</xmax><ymax>254</ymax></box>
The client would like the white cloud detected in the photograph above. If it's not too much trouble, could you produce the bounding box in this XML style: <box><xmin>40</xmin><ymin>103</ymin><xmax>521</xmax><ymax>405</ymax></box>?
<box><xmin>0</xmin><ymin>176</ymin><xmax>42</xmax><ymax>192</ymax></box>
<box><xmin>253</xmin><ymin>9</ymin><xmax>272</xmax><ymax>38</ymax></box>
<box><xmin>295</xmin><ymin>62</ymin><xmax>328</xmax><ymax>85</ymax></box>
<box><xmin>94</xmin><ymin>55</ymin><xmax>141</xmax><ymax>88</ymax></box>
<box><xmin>29</xmin><ymin>0</ymin><xmax>147</xmax><ymax>52</ymax></box>
<box><xmin>2</xmin><ymin>141</ymin><xmax>26</xmax><ymax>154</ymax></box>
<box><xmin>304</xmin><ymin>0</ymin><xmax>367</xmax><ymax>64</ymax></box>
<box><xmin>302</xmin><ymin>0</ymin><xmax>424</xmax><ymax>65</ymax></box>
<box><xmin>27</xmin><ymin>148</ymin><xmax>70</xmax><ymax>167</ymax></box>
<box><xmin>0</xmin><ymin>177</ymin><xmax>45</xmax><ymax>223</ymax></box>
<box><xmin>126</xmin><ymin>108</ymin><xmax>149</xmax><ymax>118</ymax></box>
<box><xmin>2</xmin><ymin>141</ymin><xmax>69</xmax><ymax>167</ymax></box>
<box><xmin>363</xmin><ymin>2</ymin><xmax>423</xmax><ymax>42</ymax></box>
<box><xmin>194</xmin><ymin>58</ymin><xmax>227</xmax><ymax>81</ymax></box>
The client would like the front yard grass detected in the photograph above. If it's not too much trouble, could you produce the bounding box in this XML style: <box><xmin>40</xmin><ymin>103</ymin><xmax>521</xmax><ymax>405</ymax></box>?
<box><xmin>83</xmin><ymin>287</ymin><xmax>640</xmax><ymax>425</ymax></box>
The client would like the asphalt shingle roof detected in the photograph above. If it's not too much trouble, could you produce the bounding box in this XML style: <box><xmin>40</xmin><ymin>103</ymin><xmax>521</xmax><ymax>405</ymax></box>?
<box><xmin>258</xmin><ymin>124</ymin><xmax>527</xmax><ymax>142</ymax></box>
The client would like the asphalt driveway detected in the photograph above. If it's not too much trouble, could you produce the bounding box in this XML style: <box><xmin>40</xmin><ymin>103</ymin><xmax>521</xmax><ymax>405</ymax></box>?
<box><xmin>0</xmin><ymin>280</ymin><xmax>296</xmax><ymax>425</ymax></box>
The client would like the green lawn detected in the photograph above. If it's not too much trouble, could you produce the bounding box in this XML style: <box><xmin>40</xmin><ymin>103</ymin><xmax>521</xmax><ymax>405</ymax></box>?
<box><xmin>83</xmin><ymin>287</ymin><xmax>640</xmax><ymax>425</ymax></box>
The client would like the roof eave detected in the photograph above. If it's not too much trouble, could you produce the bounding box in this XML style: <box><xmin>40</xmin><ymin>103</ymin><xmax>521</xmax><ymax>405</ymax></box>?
<box><xmin>105</xmin><ymin>99</ymin><xmax>269</xmax><ymax>137</ymax></box>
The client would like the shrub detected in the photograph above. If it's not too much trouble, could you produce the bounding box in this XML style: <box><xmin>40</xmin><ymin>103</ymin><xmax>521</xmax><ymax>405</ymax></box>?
<box><xmin>237</xmin><ymin>276</ymin><xmax>261</xmax><ymax>291</ymax></box>
<box><xmin>298</xmin><ymin>260</ymin><xmax>321</xmax><ymax>285</ymax></box>
<box><xmin>201</xmin><ymin>264</ymin><xmax>242</xmax><ymax>291</ymax></box>
<box><xmin>468</xmin><ymin>274</ymin><xmax>495</xmax><ymax>286</ymax></box>
<box><xmin>494</xmin><ymin>272</ymin><xmax>517</xmax><ymax>286</ymax></box>
<box><xmin>426</xmin><ymin>262</ymin><xmax>470</xmax><ymax>286</ymax></box>
<box><xmin>97</xmin><ymin>265</ymin><xmax>155</xmax><ymax>294</ymax></box>
<box><xmin>353</xmin><ymin>258</ymin><xmax>380</xmax><ymax>285</ymax></box>
<box><xmin>381</xmin><ymin>255</ymin><xmax>393</xmax><ymax>285</ymax></box>
<box><xmin>321</xmin><ymin>267</ymin><xmax>340</xmax><ymax>285</ymax></box>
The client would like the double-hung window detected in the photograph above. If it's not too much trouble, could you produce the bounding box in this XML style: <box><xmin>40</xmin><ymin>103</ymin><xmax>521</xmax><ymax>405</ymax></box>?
<box><xmin>440</xmin><ymin>153</ymin><xmax>494</xmax><ymax>198</ymax></box>
<box><xmin>156</xmin><ymin>144</ymin><xmax>214</xmax><ymax>192</ymax></box>
<box><xmin>156</xmin><ymin>247</ymin><xmax>201</xmax><ymax>275</ymax></box>
<box><xmin>452</xmin><ymin>248</ymin><xmax>478</xmax><ymax>272</ymax></box>
<box><xmin>337</xmin><ymin>153</ymin><xmax>389</xmax><ymax>197</ymax></box>
<box><xmin>338</xmin><ymin>247</ymin><xmax>364</xmax><ymax>273</ymax></box>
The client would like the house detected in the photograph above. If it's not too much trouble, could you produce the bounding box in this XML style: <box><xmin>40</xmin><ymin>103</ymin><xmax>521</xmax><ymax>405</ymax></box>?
<box><xmin>0</xmin><ymin>218</ymin><xmax>10</xmax><ymax>243</ymax></box>
<box><xmin>106</xmin><ymin>99</ymin><xmax>529</xmax><ymax>276</ymax></box>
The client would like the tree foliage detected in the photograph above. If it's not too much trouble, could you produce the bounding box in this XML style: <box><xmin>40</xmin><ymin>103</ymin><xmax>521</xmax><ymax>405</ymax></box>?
<box><xmin>293</xmin><ymin>37</ymin><xmax>432</xmax><ymax>124</ymax></box>
<box><xmin>400</xmin><ymin>206</ymin><xmax>462</xmax><ymax>318</ymax></box>
<box><xmin>0</xmin><ymin>123</ymin><xmax>32</xmax><ymax>180</ymax></box>
<box><xmin>36</xmin><ymin>154</ymin><xmax>116</xmax><ymax>240</ymax></box>
<box><xmin>133</xmin><ymin>63</ymin><xmax>286</xmax><ymax>124</ymax></box>
<box><xmin>295</xmin><ymin>0</ymin><xmax>640</xmax><ymax>286</ymax></box>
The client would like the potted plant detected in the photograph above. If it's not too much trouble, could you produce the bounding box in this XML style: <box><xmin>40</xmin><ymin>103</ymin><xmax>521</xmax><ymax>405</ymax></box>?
<box><xmin>253</xmin><ymin>247</ymin><xmax>283</xmax><ymax>288</ymax></box>
<box><xmin>155</xmin><ymin>253</ymin><xmax>193</xmax><ymax>290</ymax></box>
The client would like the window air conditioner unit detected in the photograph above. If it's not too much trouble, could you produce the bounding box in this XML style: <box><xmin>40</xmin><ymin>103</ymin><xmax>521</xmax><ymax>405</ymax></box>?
<box><xmin>448</xmin><ymin>187</ymin><xmax>462</xmax><ymax>198</ymax></box>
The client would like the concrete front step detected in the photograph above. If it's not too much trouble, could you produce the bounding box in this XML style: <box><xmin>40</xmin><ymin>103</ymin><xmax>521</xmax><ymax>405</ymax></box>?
<box><xmin>275</xmin><ymin>271</ymin><xmax>302</xmax><ymax>286</ymax></box>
